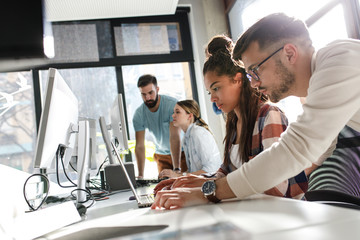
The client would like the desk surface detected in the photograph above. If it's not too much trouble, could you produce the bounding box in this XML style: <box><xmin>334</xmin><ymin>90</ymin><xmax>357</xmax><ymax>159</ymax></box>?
<box><xmin>36</xmin><ymin>187</ymin><xmax>360</xmax><ymax>240</ymax></box>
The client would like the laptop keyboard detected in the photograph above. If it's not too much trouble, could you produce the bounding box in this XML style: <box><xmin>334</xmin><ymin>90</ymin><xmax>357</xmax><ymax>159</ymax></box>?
<box><xmin>136</xmin><ymin>178</ymin><xmax>168</xmax><ymax>186</ymax></box>
<box><xmin>139</xmin><ymin>194</ymin><xmax>155</xmax><ymax>205</ymax></box>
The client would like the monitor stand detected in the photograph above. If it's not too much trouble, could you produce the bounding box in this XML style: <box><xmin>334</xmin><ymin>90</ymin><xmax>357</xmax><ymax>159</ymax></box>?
<box><xmin>76</xmin><ymin>120</ymin><xmax>90</xmax><ymax>208</ymax></box>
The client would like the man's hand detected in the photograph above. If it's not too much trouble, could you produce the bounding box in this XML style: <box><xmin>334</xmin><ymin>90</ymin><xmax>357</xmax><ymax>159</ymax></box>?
<box><xmin>151</xmin><ymin>187</ymin><xmax>207</xmax><ymax>210</ymax></box>
<box><xmin>153</xmin><ymin>178</ymin><xmax>176</xmax><ymax>195</ymax></box>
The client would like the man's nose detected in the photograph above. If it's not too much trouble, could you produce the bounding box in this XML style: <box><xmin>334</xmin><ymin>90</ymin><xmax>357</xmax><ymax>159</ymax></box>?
<box><xmin>250</xmin><ymin>79</ymin><xmax>260</xmax><ymax>89</ymax></box>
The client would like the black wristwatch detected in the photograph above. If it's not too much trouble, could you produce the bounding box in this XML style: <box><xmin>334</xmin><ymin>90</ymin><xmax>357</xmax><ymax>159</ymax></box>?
<box><xmin>201</xmin><ymin>180</ymin><xmax>221</xmax><ymax>203</ymax></box>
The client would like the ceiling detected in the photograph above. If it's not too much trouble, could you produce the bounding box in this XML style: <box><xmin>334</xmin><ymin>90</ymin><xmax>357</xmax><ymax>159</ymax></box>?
<box><xmin>44</xmin><ymin>0</ymin><xmax>179</xmax><ymax>22</ymax></box>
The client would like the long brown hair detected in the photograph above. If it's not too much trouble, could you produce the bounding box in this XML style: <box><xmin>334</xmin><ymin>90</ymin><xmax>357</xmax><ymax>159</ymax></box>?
<box><xmin>177</xmin><ymin>99</ymin><xmax>211</xmax><ymax>134</ymax></box>
<box><xmin>203</xmin><ymin>35</ymin><xmax>267</xmax><ymax>164</ymax></box>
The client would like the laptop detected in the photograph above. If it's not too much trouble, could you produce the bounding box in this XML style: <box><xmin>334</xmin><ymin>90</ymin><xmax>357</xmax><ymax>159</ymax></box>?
<box><xmin>110</xmin><ymin>141</ymin><xmax>155</xmax><ymax>208</ymax></box>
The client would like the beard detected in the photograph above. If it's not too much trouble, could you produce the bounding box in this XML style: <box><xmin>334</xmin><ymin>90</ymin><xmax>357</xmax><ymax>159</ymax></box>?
<box><xmin>269</xmin><ymin>60</ymin><xmax>295</xmax><ymax>102</ymax></box>
<box><xmin>144</xmin><ymin>93</ymin><xmax>159</xmax><ymax>108</ymax></box>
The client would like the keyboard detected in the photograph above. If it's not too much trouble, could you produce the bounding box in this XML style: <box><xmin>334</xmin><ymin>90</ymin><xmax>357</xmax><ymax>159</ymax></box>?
<box><xmin>138</xmin><ymin>194</ymin><xmax>155</xmax><ymax>208</ymax></box>
<box><xmin>136</xmin><ymin>178</ymin><xmax>168</xmax><ymax>186</ymax></box>
<box><xmin>139</xmin><ymin>194</ymin><xmax>154</xmax><ymax>204</ymax></box>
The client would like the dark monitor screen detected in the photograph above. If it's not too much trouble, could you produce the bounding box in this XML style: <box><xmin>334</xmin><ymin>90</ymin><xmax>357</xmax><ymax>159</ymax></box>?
<box><xmin>0</xmin><ymin>1</ymin><xmax>44</xmax><ymax>59</ymax></box>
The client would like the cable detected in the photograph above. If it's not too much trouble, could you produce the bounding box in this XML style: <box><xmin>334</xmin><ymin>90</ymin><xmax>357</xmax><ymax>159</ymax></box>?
<box><xmin>71</xmin><ymin>188</ymin><xmax>95</xmax><ymax>208</ymax></box>
<box><xmin>23</xmin><ymin>174</ymin><xmax>50</xmax><ymax>212</ymax></box>
<box><xmin>55</xmin><ymin>145</ymin><xmax>77</xmax><ymax>188</ymax></box>
<box><xmin>96</xmin><ymin>156</ymin><xmax>109</xmax><ymax>176</ymax></box>
<box><xmin>68</xmin><ymin>161</ymin><xmax>77</xmax><ymax>173</ymax></box>
<box><xmin>54</xmin><ymin>145</ymin><xmax>108</xmax><ymax>211</ymax></box>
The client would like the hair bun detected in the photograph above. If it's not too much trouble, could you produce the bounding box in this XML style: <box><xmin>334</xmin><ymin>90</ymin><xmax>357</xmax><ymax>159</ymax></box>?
<box><xmin>206</xmin><ymin>35</ymin><xmax>233</xmax><ymax>57</ymax></box>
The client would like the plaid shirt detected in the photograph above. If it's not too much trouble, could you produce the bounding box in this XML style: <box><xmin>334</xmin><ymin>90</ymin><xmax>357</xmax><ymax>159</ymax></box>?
<box><xmin>218</xmin><ymin>103</ymin><xmax>308</xmax><ymax>199</ymax></box>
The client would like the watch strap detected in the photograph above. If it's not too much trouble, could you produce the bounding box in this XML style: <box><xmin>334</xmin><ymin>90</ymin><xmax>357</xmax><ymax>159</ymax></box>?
<box><xmin>206</xmin><ymin>194</ymin><xmax>221</xmax><ymax>203</ymax></box>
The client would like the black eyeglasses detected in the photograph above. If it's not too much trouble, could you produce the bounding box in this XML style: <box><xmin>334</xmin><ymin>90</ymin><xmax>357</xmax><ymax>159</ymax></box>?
<box><xmin>246</xmin><ymin>46</ymin><xmax>284</xmax><ymax>82</ymax></box>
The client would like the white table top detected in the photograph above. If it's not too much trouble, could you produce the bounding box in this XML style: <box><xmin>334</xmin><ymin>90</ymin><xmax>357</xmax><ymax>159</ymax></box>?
<box><xmin>37</xmin><ymin>188</ymin><xmax>360</xmax><ymax>240</ymax></box>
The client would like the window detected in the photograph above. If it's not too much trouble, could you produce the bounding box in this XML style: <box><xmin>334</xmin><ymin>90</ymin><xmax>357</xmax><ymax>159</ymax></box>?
<box><xmin>229</xmin><ymin>0</ymin><xmax>350</xmax><ymax>122</ymax></box>
<box><xmin>39</xmin><ymin>67</ymin><xmax>118</xmax><ymax>169</ymax></box>
<box><xmin>122</xmin><ymin>62</ymin><xmax>193</xmax><ymax>178</ymax></box>
<box><xmin>114</xmin><ymin>22</ymin><xmax>182</xmax><ymax>56</ymax></box>
<box><xmin>308</xmin><ymin>4</ymin><xmax>348</xmax><ymax>49</ymax></box>
<box><xmin>0</xmin><ymin>72</ymin><xmax>36</xmax><ymax>172</ymax></box>
<box><xmin>2</xmin><ymin>8</ymin><xmax>195</xmax><ymax>176</ymax></box>
<box><xmin>123</xmin><ymin>62</ymin><xmax>193</xmax><ymax>140</ymax></box>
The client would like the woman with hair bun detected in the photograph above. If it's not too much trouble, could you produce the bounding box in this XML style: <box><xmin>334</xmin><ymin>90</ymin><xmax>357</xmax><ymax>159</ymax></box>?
<box><xmin>158</xmin><ymin>99</ymin><xmax>222</xmax><ymax>178</ymax></box>
<box><xmin>153</xmin><ymin>35</ymin><xmax>309</xmax><ymax>208</ymax></box>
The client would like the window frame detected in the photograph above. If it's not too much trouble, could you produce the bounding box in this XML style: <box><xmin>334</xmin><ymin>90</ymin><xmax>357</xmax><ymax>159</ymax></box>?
<box><xmin>29</xmin><ymin>7</ymin><xmax>198</xmax><ymax>135</ymax></box>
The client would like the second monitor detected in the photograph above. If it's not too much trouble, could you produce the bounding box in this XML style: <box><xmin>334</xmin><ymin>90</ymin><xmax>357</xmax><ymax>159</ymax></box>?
<box><xmin>99</xmin><ymin>93</ymin><xmax>135</xmax><ymax>191</ymax></box>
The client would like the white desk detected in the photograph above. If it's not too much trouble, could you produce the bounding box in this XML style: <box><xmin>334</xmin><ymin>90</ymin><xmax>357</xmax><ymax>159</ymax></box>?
<box><xmin>36</xmin><ymin>187</ymin><xmax>360</xmax><ymax>240</ymax></box>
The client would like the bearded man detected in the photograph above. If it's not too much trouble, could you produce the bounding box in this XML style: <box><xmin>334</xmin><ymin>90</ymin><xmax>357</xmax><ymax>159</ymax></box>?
<box><xmin>133</xmin><ymin>74</ymin><xmax>187</xmax><ymax>178</ymax></box>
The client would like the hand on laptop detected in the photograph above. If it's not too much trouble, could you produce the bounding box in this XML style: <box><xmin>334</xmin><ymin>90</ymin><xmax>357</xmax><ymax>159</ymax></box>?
<box><xmin>153</xmin><ymin>174</ymin><xmax>209</xmax><ymax>195</ymax></box>
<box><xmin>151</xmin><ymin>187</ymin><xmax>207</xmax><ymax>210</ymax></box>
<box><xmin>153</xmin><ymin>178</ymin><xmax>176</xmax><ymax>195</ymax></box>
<box><xmin>158</xmin><ymin>169</ymin><xmax>181</xmax><ymax>179</ymax></box>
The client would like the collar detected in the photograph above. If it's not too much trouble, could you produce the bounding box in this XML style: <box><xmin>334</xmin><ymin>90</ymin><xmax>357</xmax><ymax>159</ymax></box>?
<box><xmin>184</xmin><ymin>123</ymin><xmax>195</xmax><ymax>139</ymax></box>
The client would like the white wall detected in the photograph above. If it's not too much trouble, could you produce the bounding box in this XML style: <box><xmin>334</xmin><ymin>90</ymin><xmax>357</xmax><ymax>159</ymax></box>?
<box><xmin>178</xmin><ymin>0</ymin><xmax>228</xmax><ymax>157</ymax></box>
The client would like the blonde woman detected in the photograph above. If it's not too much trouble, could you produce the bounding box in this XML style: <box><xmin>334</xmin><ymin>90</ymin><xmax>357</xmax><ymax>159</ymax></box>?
<box><xmin>158</xmin><ymin>100</ymin><xmax>221</xmax><ymax>179</ymax></box>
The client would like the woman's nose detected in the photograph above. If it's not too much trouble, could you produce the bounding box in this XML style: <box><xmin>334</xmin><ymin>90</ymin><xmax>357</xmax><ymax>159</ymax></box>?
<box><xmin>210</xmin><ymin>93</ymin><xmax>217</xmax><ymax>103</ymax></box>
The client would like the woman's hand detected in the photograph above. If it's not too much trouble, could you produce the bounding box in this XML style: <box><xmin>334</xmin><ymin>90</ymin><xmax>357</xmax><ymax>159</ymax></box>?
<box><xmin>158</xmin><ymin>169</ymin><xmax>181</xmax><ymax>179</ymax></box>
<box><xmin>171</xmin><ymin>174</ymin><xmax>209</xmax><ymax>189</ymax></box>
<box><xmin>153</xmin><ymin>178</ymin><xmax>176</xmax><ymax>195</ymax></box>
<box><xmin>153</xmin><ymin>174</ymin><xmax>214</xmax><ymax>195</ymax></box>
<box><xmin>151</xmin><ymin>187</ymin><xmax>207</xmax><ymax>210</ymax></box>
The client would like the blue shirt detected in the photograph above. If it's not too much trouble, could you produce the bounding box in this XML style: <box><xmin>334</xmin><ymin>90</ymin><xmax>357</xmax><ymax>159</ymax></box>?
<box><xmin>132</xmin><ymin>95</ymin><xmax>177</xmax><ymax>155</ymax></box>
<box><xmin>182</xmin><ymin>123</ymin><xmax>222</xmax><ymax>173</ymax></box>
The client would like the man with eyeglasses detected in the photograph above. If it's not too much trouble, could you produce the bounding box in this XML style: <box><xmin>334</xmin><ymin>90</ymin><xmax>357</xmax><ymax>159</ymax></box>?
<box><xmin>224</xmin><ymin>12</ymin><xmax>360</xmax><ymax>201</ymax></box>
<box><xmin>224</xmin><ymin>12</ymin><xmax>360</xmax><ymax>202</ymax></box>
<box><xmin>151</xmin><ymin>13</ymin><xmax>360</xmax><ymax>209</ymax></box>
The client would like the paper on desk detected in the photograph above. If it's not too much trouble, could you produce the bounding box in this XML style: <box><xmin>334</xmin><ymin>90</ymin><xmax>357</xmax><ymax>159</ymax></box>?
<box><xmin>11</xmin><ymin>201</ymin><xmax>81</xmax><ymax>240</ymax></box>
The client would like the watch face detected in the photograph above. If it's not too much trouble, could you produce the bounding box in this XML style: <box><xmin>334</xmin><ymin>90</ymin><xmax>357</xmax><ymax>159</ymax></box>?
<box><xmin>202</xmin><ymin>181</ymin><xmax>215</xmax><ymax>195</ymax></box>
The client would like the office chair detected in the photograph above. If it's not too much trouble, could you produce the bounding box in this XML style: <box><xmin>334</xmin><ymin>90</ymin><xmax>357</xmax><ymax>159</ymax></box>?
<box><xmin>306</xmin><ymin>125</ymin><xmax>360</xmax><ymax>210</ymax></box>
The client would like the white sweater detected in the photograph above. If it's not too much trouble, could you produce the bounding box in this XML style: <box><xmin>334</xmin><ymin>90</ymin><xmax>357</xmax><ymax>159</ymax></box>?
<box><xmin>227</xmin><ymin>39</ymin><xmax>360</xmax><ymax>199</ymax></box>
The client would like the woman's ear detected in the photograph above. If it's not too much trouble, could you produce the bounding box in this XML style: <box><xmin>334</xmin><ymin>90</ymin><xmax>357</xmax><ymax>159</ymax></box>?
<box><xmin>233</xmin><ymin>72</ymin><xmax>242</xmax><ymax>85</ymax></box>
<box><xmin>188</xmin><ymin>113</ymin><xmax>193</xmax><ymax>121</ymax></box>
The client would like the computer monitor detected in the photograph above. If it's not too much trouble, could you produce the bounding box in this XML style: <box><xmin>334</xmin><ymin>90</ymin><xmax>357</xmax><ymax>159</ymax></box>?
<box><xmin>70</xmin><ymin>118</ymin><xmax>98</xmax><ymax>173</ymax></box>
<box><xmin>99</xmin><ymin>93</ymin><xmax>129</xmax><ymax>164</ymax></box>
<box><xmin>33</xmin><ymin>68</ymin><xmax>91</xmax><ymax>207</ymax></box>
<box><xmin>99</xmin><ymin>116</ymin><xmax>116</xmax><ymax>164</ymax></box>
<box><xmin>34</xmin><ymin>68</ymin><xmax>78</xmax><ymax>173</ymax></box>
<box><xmin>110</xmin><ymin>93</ymin><xmax>129</xmax><ymax>152</ymax></box>
<box><xmin>99</xmin><ymin>94</ymin><xmax>135</xmax><ymax>191</ymax></box>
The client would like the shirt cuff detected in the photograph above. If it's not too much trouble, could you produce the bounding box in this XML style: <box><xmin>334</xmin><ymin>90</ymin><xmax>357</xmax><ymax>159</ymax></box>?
<box><xmin>226</xmin><ymin>167</ymin><xmax>258</xmax><ymax>199</ymax></box>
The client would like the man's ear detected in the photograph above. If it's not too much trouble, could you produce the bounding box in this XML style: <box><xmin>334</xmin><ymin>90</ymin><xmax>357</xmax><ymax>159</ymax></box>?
<box><xmin>283</xmin><ymin>43</ymin><xmax>297</xmax><ymax>64</ymax></box>
<box><xmin>156</xmin><ymin>86</ymin><xmax>160</xmax><ymax>92</ymax></box>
